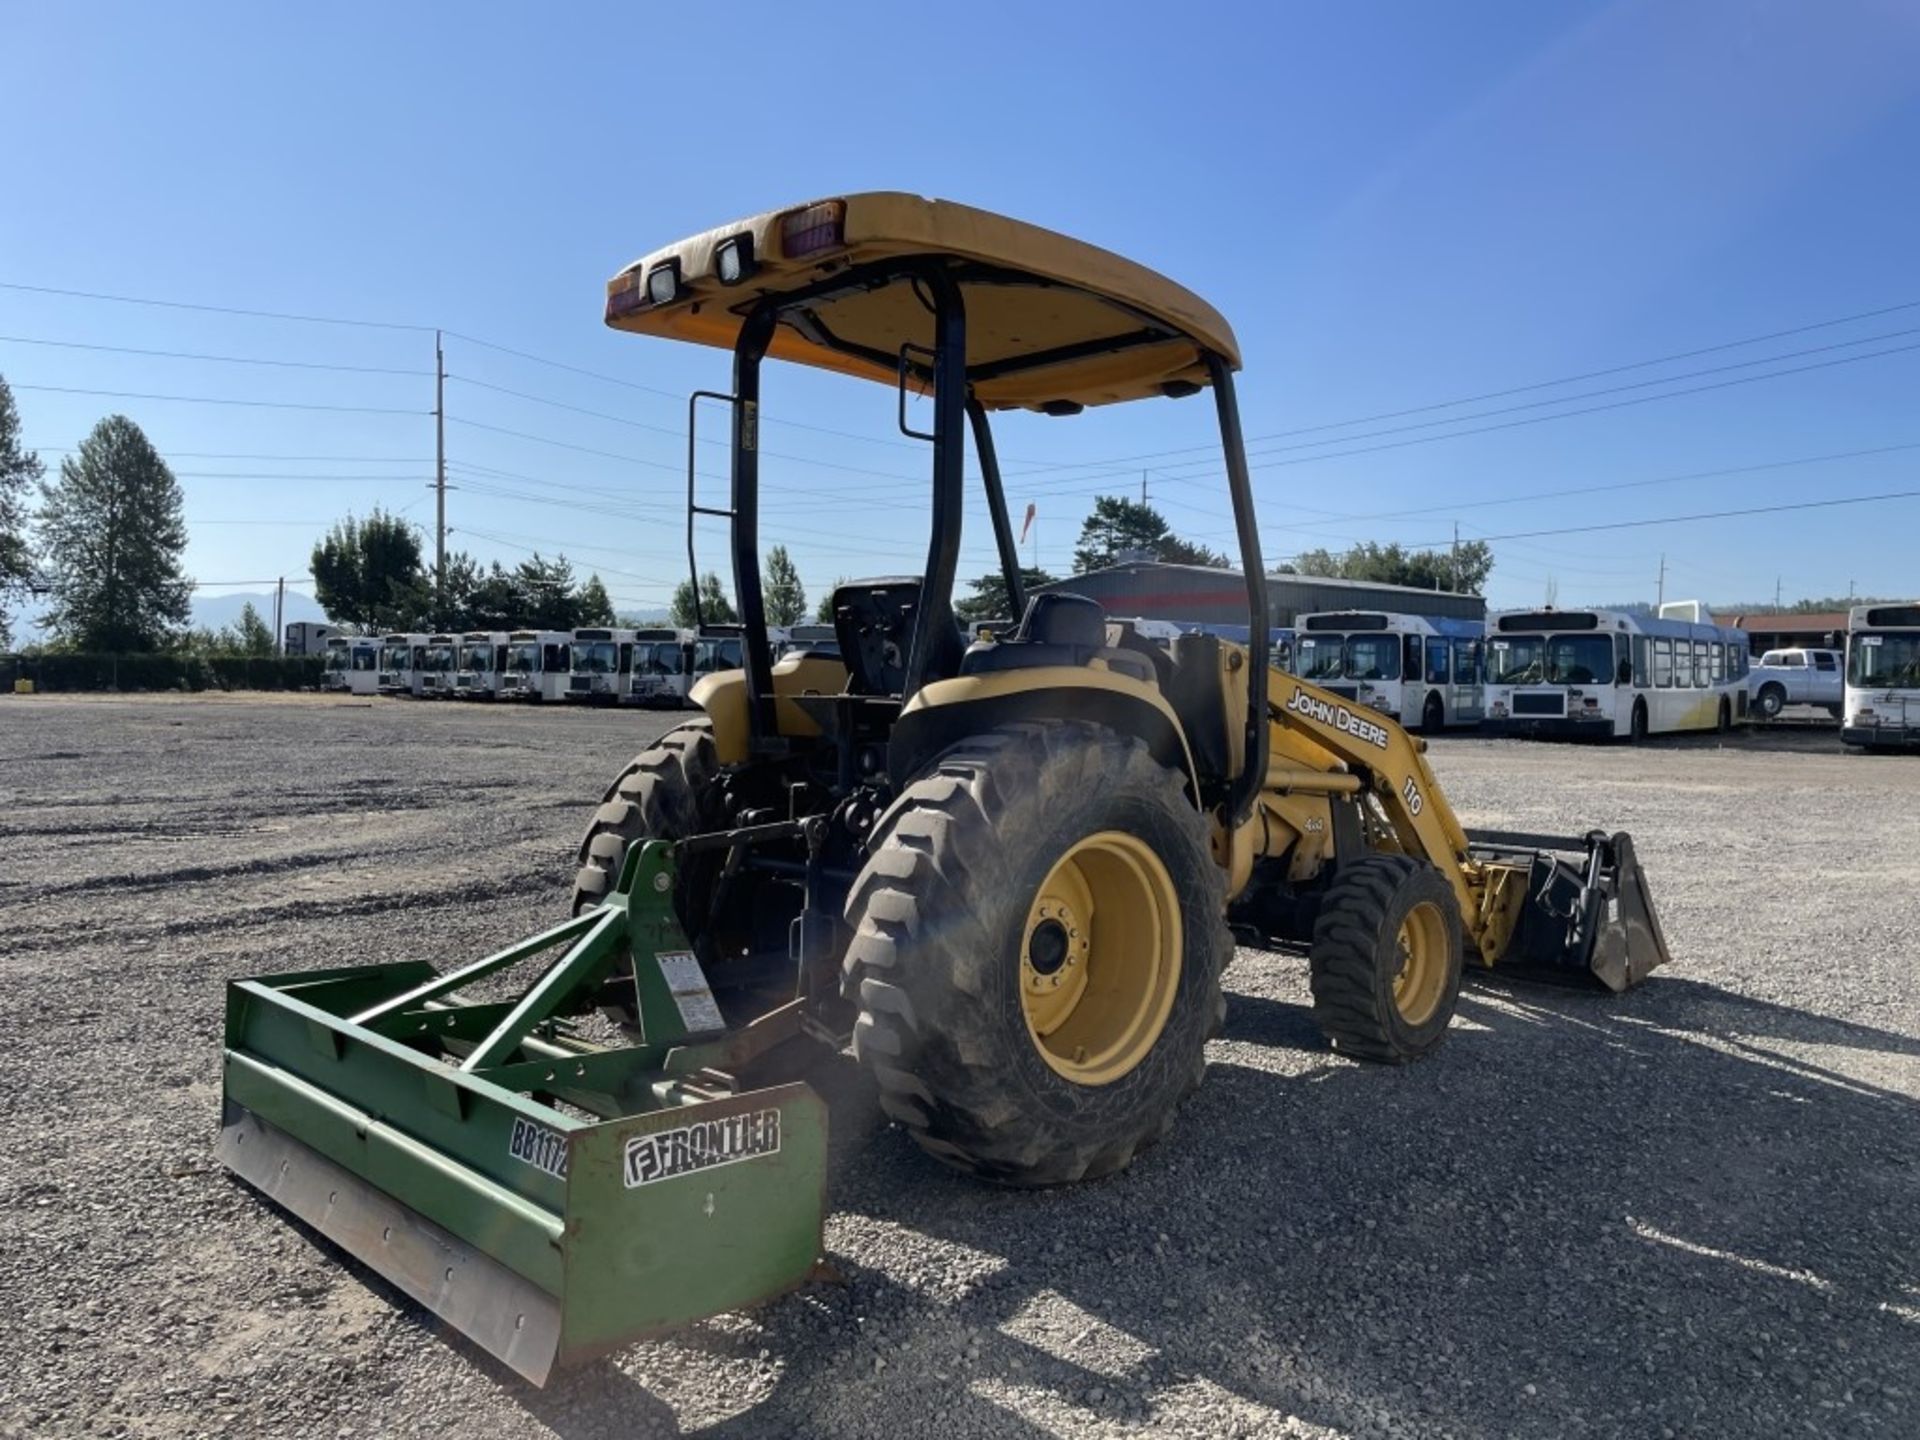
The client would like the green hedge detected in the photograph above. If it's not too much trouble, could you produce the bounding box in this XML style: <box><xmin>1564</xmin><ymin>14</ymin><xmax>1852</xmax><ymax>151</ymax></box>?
<box><xmin>1</xmin><ymin>653</ymin><xmax>327</xmax><ymax>693</ymax></box>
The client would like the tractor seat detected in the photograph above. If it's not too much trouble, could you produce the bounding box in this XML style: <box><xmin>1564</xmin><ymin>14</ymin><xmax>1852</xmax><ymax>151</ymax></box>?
<box><xmin>959</xmin><ymin>593</ymin><xmax>1157</xmax><ymax>684</ymax></box>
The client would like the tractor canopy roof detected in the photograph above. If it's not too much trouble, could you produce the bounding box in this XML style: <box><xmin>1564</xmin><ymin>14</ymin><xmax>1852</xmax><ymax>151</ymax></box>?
<box><xmin>605</xmin><ymin>192</ymin><xmax>1239</xmax><ymax>412</ymax></box>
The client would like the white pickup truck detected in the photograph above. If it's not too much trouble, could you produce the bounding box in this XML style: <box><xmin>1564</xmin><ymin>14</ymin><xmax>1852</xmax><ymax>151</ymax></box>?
<box><xmin>1748</xmin><ymin>647</ymin><xmax>1844</xmax><ymax>719</ymax></box>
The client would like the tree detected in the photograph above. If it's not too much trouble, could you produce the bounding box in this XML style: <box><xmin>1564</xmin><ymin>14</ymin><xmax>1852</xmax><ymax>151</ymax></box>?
<box><xmin>955</xmin><ymin>567</ymin><xmax>1055</xmax><ymax>623</ymax></box>
<box><xmin>1072</xmin><ymin>494</ymin><xmax>1228</xmax><ymax>573</ymax></box>
<box><xmin>763</xmin><ymin>545</ymin><xmax>807</xmax><ymax>626</ymax></box>
<box><xmin>576</xmin><ymin>573</ymin><xmax>615</xmax><ymax>627</ymax></box>
<box><xmin>455</xmin><ymin>557</ymin><xmax>521</xmax><ymax>630</ymax></box>
<box><xmin>514</xmin><ymin>552</ymin><xmax>580</xmax><ymax>630</ymax></box>
<box><xmin>1291</xmin><ymin>539</ymin><xmax>1493</xmax><ymax>595</ymax></box>
<box><xmin>311</xmin><ymin>509</ymin><xmax>428</xmax><ymax>632</ymax></box>
<box><xmin>671</xmin><ymin>571</ymin><xmax>738</xmax><ymax>629</ymax></box>
<box><xmin>37</xmin><ymin>415</ymin><xmax>192</xmax><ymax>652</ymax></box>
<box><xmin>0</xmin><ymin>375</ymin><xmax>43</xmax><ymax>650</ymax></box>
<box><xmin>815</xmin><ymin>578</ymin><xmax>849</xmax><ymax>623</ymax></box>
<box><xmin>229</xmin><ymin>601</ymin><xmax>276</xmax><ymax>656</ymax></box>
<box><xmin>180</xmin><ymin>601</ymin><xmax>277</xmax><ymax>658</ymax></box>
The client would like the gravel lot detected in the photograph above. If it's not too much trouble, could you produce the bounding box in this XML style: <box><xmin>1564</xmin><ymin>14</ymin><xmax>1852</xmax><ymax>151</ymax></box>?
<box><xmin>2</xmin><ymin>694</ymin><xmax>1917</xmax><ymax>1439</ymax></box>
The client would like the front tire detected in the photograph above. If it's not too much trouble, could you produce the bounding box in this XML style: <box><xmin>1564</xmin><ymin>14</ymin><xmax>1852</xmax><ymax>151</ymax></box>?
<box><xmin>1308</xmin><ymin>855</ymin><xmax>1463</xmax><ymax>1064</ymax></box>
<box><xmin>1421</xmin><ymin>692</ymin><xmax>1446</xmax><ymax>733</ymax></box>
<box><xmin>1630</xmin><ymin>699</ymin><xmax>1649</xmax><ymax>743</ymax></box>
<box><xmin>842</xmin><ymin>722</ymin><xmax>1230</xmax><ymax>1185</ymax></box>
<box><xmin>1756</xmin><ymin>684</ymin><xmax>1786</xmax><ymax>720</ymax></box>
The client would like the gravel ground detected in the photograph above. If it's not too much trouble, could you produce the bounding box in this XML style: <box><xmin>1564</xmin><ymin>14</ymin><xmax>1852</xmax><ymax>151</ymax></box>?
<box><xmin>1</xmin><ymin>694</ymin><xmax>1916</xmax><ymax>1439</ymax></box>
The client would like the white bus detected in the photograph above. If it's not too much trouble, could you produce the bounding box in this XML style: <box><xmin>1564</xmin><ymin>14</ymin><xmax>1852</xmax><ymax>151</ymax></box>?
<box><xmin>1842</xmin><ymin>602</ymin><xmax>1920</xmax><ymax>751</ymax></box>
<box><xmin>416</xmin><ymin>634</ymin><xmax>460</xmax><ymax>697</ymax></box>
<box><xmin>1485</xmin><ymin>605</ymin><xmax>1749</xmax><ymax>741</ymax></box>
<box><xmin>500</xmin><ymin>630</ymin><xmax>571</xmax><ymax>703</ymax></box>
<box><xmin>376</xmin><ymin>633</ymin><xmax>430</xmax><ymax>697</ymax></box>
<box><xmin>453</xmin><ymin>631</ymin><xmax>510</xmax><ymax>699</ymax></box>
<box><xmin>628</xmin><ymin>628</ymin><xmax>697</xmax><ymax>707</ymax></box>
<box><xmin>565</xmin><ymin>627</ymin><xmax>637</xmax><ymax>702</ymax></box>
<box><xmin>322</xmin><ymin>635</ymin><xmax>383</xmax><ymax>696</ymax></box>
<box><xmin>1291</xmin><ymin>611</ymin><xmax>1484</xmax><ymax>731</ymax></box>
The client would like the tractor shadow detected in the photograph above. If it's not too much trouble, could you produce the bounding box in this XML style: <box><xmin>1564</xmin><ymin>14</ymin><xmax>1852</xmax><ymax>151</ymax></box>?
<box><xmin>512</xmin><ymin>965</ymin><xmax>1920</xmax><ymax>1438</ymax></box>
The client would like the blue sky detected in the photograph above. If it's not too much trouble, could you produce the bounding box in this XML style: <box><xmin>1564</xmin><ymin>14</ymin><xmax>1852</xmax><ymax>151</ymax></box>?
<box><xmin>3</xmin><ymin>0</ymin><xmax>1918</xmax><ymax>620</ymax></box>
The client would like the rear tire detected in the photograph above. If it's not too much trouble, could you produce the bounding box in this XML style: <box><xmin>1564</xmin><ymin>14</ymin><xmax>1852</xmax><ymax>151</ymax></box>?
<box><xmin>1756</xmin><ymin>684</ymin><xmax>1786</xmax><ymax>720</ymax></box>
<box><xmin>1717</xmin><ymin>697</ymin><xmax>1731</xmax><ymax>734</ymax></box>
<box><xmin>842</xmin><ymin>722</ymin><xmax>1230</xmax><ymax>1186</ymax></box>
<box><xmin>571</xmin><ymin>719</ymin><xmax>720</xmax><ymax>914</ymax></box>
<box><xmin>1308</xmin><ymin>854</ymin><xmax>1463</xmax><ymax>1064</ymax></box>
<box><xmin>1630</xmin><ymin>699</ymin><xmax>1649</xmax><ymax>743</ymax></box>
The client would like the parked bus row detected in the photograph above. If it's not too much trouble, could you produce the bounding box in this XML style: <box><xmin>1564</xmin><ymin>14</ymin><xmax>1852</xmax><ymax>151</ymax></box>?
<box><xmin>1227</xmin><ymin>602</ymin><xmax>1756</xmax><ymax>741</ymax></box>
<box><xmin>313</xmin><ymin>601</ymin><xmax>1917</xmax><ymax>750</ymax></box>
<box><xmin>320</xmin><ymin>626</ymin><xmax>811</xmax><ymax>705</ymax></box>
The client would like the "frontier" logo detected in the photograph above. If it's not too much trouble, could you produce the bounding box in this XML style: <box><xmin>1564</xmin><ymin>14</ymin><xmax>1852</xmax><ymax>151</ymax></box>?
<box><xmin>623</xmin><ymin>1108</ymin><xmax>782</xmax><ymax>1188</ymax></box>
<box><xmin>1284</xmin><ymin>685</ymin><xmax>1391</xmax><ymax>750</ymax></box>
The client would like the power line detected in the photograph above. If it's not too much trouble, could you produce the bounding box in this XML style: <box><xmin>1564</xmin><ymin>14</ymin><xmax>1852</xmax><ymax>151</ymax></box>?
<box><xmin>1139</xmin><ymin>339</ymin><xmax>1920</xmax><ymax>484</ymax></box>
<box><xmin>0</xmin><ymin>333</ymin><xmax>432</xmax><ymax>376</ymax></box>
<box><xmin>1472</xmin><ymin>488</ymin><xmax>1920</xmax><ymax>544</ymax></box>
<box><xmin>444</xmin><ymin>415</ymin><xmax>685</xmax><ymax>471</ymax></box>
<box><xmin>0</xmin><ymin>281</ymin><xmax>435</xmax><ymax>333</ymax></box>
<box><xmin>30</xmin><ymin>447</ymin><xmax>432</xmax><ymax>462</ymax></box>
<box><xmin>1003</xmin><ymin>296</ymin><xmax>1920</xmax><ymax>476</ymax></box>
<box><xmin>1154</xmin><ymin>327</ymin><xmax>1920</xmax><ymax>473</ymax></box>
<box><xmin>447</xmin><ymin>374</ymin><xmax>927</xmax><ymax>482</ymax></box>
<box><xmin>442</xmin><ymin>329</ymin><xmax>937</xmax><ymax>453</ymax></box>
<box><xmin>11</xmin><ymin>383</ymin><xmax>426</xmax><ymax>416</ymax></box>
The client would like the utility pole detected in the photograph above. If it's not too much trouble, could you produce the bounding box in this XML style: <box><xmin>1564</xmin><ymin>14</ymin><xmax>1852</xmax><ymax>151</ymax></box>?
<box><xmin>273</xmin><ymin>576</ymin><xmax>285</xmax><ymax>655</ymax></box>
<box><xmin>1141</xmin><ymin>469</ymin><xmax>1149</xmax><ymax>507</ymax></box>
<box><xmin>1451</xmin><ymin>522</ymin><xmax>1459</xmax><ymax>593</ymax></box>
<box><xmin>1774</xmin><ymin>575</ymin><xmax>1782</xmax><ymax>610</ymax></box>
<box><xmin>434</xmin><ymin>329</ymin><xmax>447</xmax><ymax>625</ymax></box>
<box><xmin>1656</xmin><ymin>553</ymin><xmax>1666</xmax><ymax>610</ymax></box>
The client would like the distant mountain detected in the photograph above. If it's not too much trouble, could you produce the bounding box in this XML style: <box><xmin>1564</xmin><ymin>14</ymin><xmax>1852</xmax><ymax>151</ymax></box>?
<box><xmin>616</xmin><ymin>607</ymin><xmax>675</xmax><ymax>625</ymax></box>
<box><xmin>192</xmin><ymin>590</ymin><xmax>329</xmax><ymax>634</ymax></box>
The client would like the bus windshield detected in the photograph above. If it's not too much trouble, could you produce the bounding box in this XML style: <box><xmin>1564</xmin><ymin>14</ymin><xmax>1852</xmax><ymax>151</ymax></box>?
<box><xmin>643</xmin><ymin>643</ymin><xmax>685</xmax><ymax>675</ymax></box>
<box><xmin>1542</xmin><ymin>635</ymin><xmax>1614</xmax><ymax>685</ymax></box>
<box><xmin>1345</xmin><ymin>634</ymin><xmax>1401</xmax><ymax>682</ymax></box>
<box><xmin>380</xmin><ymin>645</ymin><xmax>411</xmax><ymax>671</ymax></box>
<box><xmin>1296</xmin><ymin>634</ymin><xmax>1345</xmax><ymax>681</ymax></box>
<box><xmin>324</xmin><ymin>646</ymin><xmax>349</xmax><ymax>672</ymax></box>
<box><xmin>574</xmin><ymin>642</ymin><xmax>618</xmax><ymax>674</ymax></box>
<box><xmin>422</xmin><ymin>646</ymin><xmax>455</xmax><ymax>671</ymax></box>
<box><xmin>1490</xmin><ymin>636</ymin><xmax>1544</xmax><ymax>684</ymax></box>
<box><xmin>506</xmin><ymin>643</ymin><xmax>539</xmax><ymax>673</ymax></box>
<box><xmin>1850</xmin><ymin>633</ymin><xmax>1920</xmax><ymax>688</ymax></box>
<box><xmin>459</xmin><ymin>645</ymin><xmax>493</xmax><ymax>672</ymax></box>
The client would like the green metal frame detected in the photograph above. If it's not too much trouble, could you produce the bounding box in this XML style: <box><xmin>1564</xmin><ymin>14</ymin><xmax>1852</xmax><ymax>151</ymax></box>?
<box><xmin>217</xmin><ymin>841</ymin><xmax>828</xmax><ymax>1385</ymax></box>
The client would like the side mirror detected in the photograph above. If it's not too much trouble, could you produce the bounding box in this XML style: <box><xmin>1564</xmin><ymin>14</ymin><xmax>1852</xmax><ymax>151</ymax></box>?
<box><xmin>1616</xmin><ymin>658</ymin><xmax>1634</xmax><ymax>686</ymax></box>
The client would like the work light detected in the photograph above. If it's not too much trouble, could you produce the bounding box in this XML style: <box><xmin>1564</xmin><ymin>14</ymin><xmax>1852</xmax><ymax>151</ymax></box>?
<box><xmin>716</xmin><ymin>234</ymin><xmax>756</xmax><ymax>285</ymax></box>
<box><xmin>646</xmin><ymin>260</ymin><xmax>682</xmax><ymax>306</ymax></box>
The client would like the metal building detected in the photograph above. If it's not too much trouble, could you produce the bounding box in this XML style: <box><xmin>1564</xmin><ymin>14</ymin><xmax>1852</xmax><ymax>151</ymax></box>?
<box><xmin>1034</xmin><ymin>562</ymin><xmax>1485</xmax><ymax>628</ymax></box>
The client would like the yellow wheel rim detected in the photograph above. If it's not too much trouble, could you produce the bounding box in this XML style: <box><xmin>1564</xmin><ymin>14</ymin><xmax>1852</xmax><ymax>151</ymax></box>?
<box><xmin>1020</xmin><ymin>830</ymin><xmax>1182</xmax><ymax>1086</ymax></box>
<box><xmin>1392</xmin><ymin>900</ymin><xmax>1449</xmax><ymax>1027</ymax></box>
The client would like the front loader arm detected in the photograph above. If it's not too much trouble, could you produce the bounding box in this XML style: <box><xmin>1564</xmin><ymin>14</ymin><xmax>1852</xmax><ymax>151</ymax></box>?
<box><xmin>1263</xmin><ymin>674</ymin><xmax>1490</xmax><ymax>952</ymax></box>
<box><xmin>1255</xmin><ymin>669</ymin><xmax>1672</xmax><ymax>989</ymax></box>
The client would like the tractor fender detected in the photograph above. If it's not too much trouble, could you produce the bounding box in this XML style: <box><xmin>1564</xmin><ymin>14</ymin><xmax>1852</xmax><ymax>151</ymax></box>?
<box><xmin>890</xmin><ymin>666</ymin><xmax>1199</xmax><ymax>804</ymax></box>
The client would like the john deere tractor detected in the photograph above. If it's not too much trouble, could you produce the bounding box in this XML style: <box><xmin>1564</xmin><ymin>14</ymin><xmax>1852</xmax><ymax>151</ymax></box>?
<box><xmin>218</xmin><ymin>194</ymin><xmax>1669</xmax><ymax>1383</ymax></box>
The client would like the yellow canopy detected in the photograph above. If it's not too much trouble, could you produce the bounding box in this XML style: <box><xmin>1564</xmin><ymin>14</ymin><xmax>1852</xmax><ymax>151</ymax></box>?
<box><xmin>605</xmin><ymin>192</ymin><xmax>1239</xmax><ymax>412</ymax></box>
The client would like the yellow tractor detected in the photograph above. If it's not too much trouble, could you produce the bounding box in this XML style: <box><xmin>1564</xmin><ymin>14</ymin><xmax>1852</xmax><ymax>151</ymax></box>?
<box><xmin>216</xmin><ymin>194</ymin><xmax>1670</xmax><ymax>1382</ymax></box>
<box><xmin>584</xmin><ymin>192</ymin><xmax>1671</xmax><ymax>1182</ymax></box>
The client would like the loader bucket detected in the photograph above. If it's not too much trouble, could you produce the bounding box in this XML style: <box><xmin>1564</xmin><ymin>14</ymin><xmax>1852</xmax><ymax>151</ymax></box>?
<box><xmin>216</xmin><ymin>841</ymin><xmax>828</xmax><ymax>1384</ymax></box>
<box><xmin>1469</xmin><ymin>829</ymin><xmax>1673</xmax><ymax>992</ymax></box>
